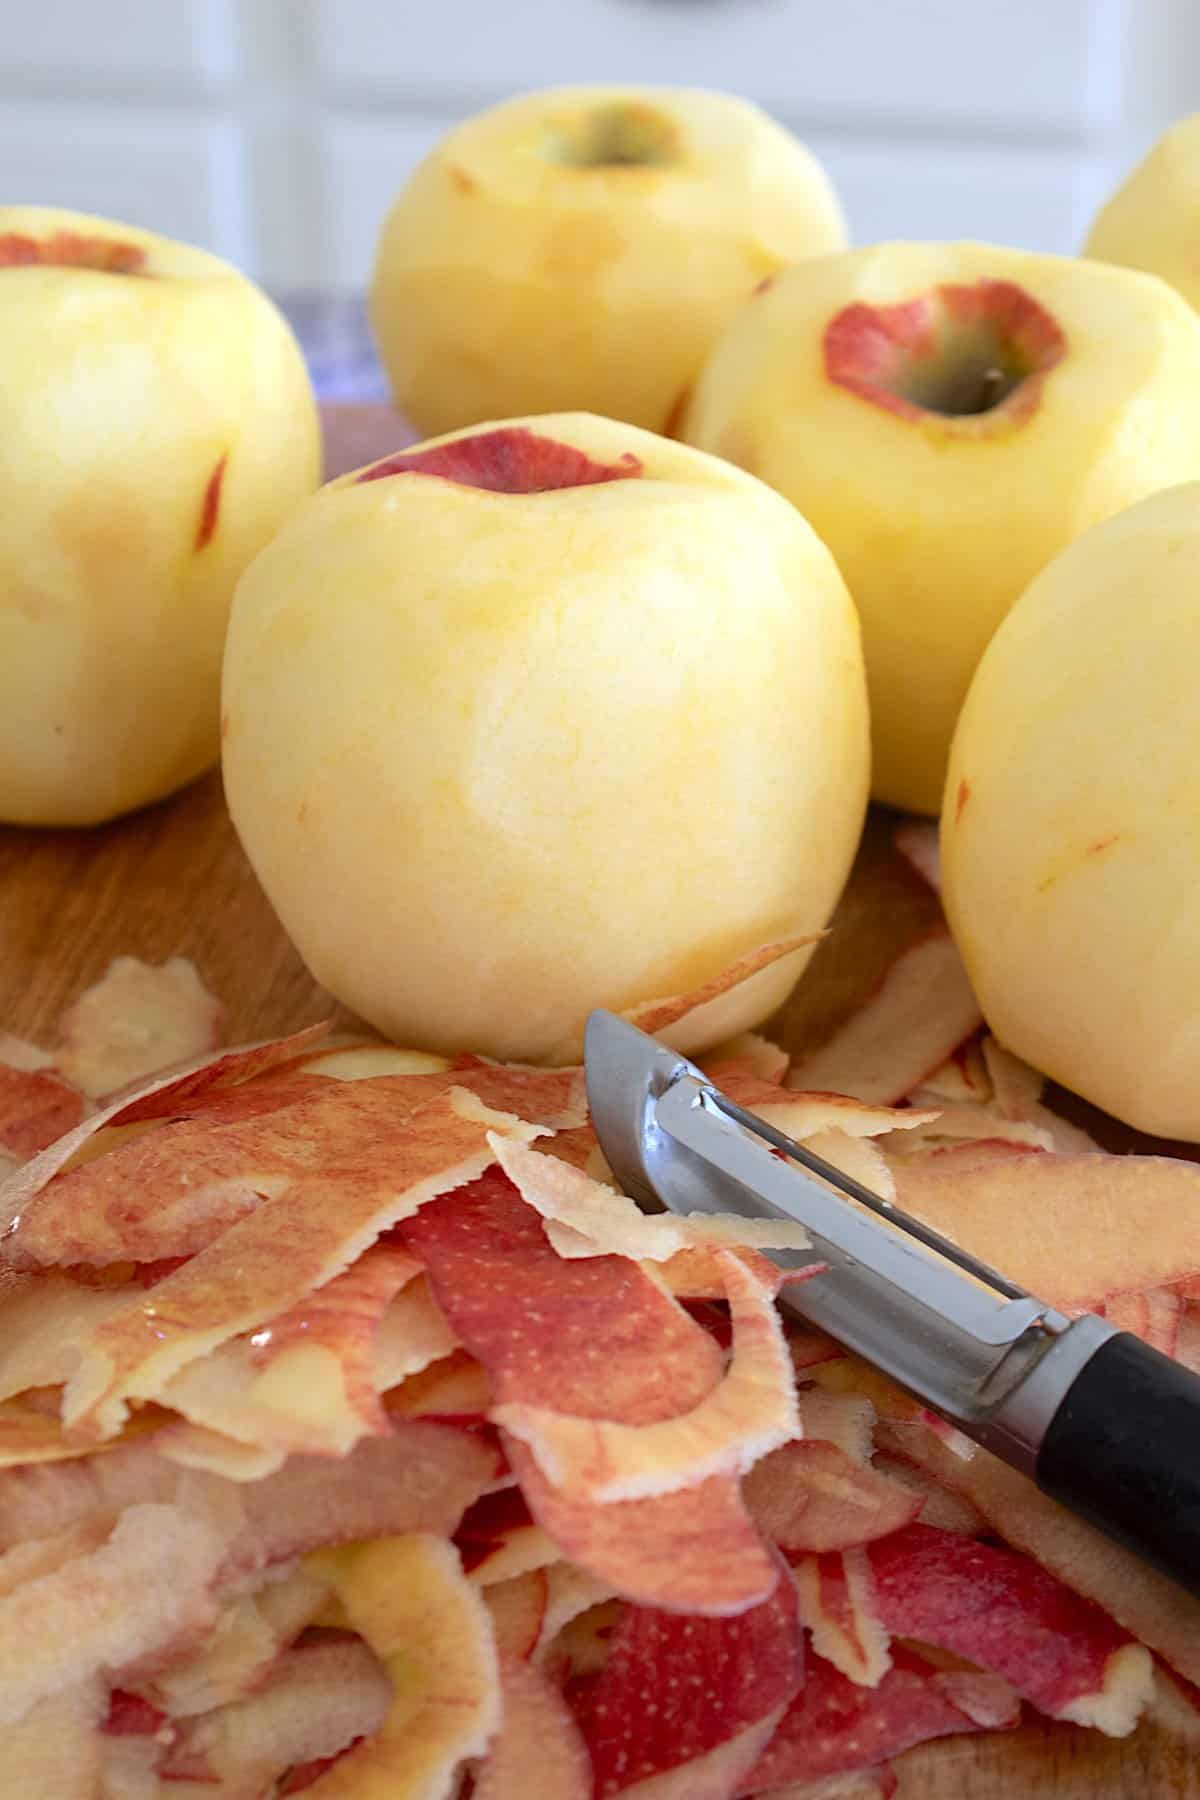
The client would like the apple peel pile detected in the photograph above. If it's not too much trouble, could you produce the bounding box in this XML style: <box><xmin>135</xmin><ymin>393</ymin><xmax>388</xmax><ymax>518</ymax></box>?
<box><xmin>1</xmin><ymin>934</ymin><xmax>1200</xmax><ymax>1797</ymax></box>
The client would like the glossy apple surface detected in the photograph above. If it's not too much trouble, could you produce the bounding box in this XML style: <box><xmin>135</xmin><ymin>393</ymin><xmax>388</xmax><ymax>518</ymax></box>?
<box><xmin>0</xmin><ymin>206</ymin><xmax>320</xmax><ymax>826</ymax></box>
<box><xmin>369</xmin><ymin>85</ymin><xmax>846</xmax><ymax>439</ymax></box>
<box><xmin>683</xmin><ymin>240</ymin><xmax>1200</xmax><ymax>814</ymax></box>
<box><xmin>942</xmin><ymin>482</ymin><xmax>1200</xmax><ymax>1139</ymax></box>
<box><xmin>221</xmin><ymin>413</ymin><xmax>869</xmax><ymax>1062</ymax></box>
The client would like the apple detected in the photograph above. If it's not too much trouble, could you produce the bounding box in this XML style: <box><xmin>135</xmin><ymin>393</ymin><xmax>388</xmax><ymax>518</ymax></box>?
<box><xmin>0</xmin><ymin>206</ymin><xmax>320</xmax><ymax>826</ymax></box>
<box><xmin>942</xmin><ymin>481</ymin><xmax>1200</xmax><ymax>1139</ymax></box>
<box><xmin>221</xmin><ymin>413</ymin><xmax>869</xmax><ymax>1063</ymax></box>
<box><xmin>1085</xmin><ymin>114</ymin><xmax>1200</xmax><ymax>312</ymax></box>
<box><xmin>369</xmin><ymin>85</ymin><xmax>846</xmax><ymax>439</ymax></box>
<box><xmin>682</xmin><ymin>240</ymin><xmax>1200</xmax><ymax>813</ymax></box>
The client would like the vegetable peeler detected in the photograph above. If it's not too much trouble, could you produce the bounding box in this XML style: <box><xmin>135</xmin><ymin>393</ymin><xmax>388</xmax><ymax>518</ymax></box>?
<box><xmin>584</xmin><ymin>1010</ymin><xmax>1200</xmax><ymax>1598</ymax></box>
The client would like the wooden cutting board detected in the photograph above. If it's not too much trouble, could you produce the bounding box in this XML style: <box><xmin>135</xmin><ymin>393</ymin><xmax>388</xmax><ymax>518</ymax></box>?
<box><xmin>0</xmin><ymin>404</ymin><xmax>1195</xmax><ymax>1798</ymax></box>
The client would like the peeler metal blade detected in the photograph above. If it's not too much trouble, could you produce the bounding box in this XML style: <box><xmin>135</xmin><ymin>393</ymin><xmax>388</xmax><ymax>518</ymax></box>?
<box><xmin>583</xmin><ymin>1008</ymin><xmax>1106</xmax><ymax>1473</ymax></box>
<box><xmin>584</xmin><ymin>1008</ymin><xmax>1200</xmax><ymax>1599</ymax></box>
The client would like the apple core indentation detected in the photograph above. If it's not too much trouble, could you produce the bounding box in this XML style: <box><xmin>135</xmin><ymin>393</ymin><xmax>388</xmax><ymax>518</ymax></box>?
<box><xmin>357</xmin><ymin>427</ymin><xmax>644</xmax><ymax>494</ymax></box>
<box><xmin>544</xmin><ymin>103</ymin><xmax>678</xmax><ymax>169</ymax></box>
<box><xmin>0</xmin><ymin>231</ymin><xmax>148</xmax><ymax>274</ymax></box>
<box><xmin>824</xmin><ymin>280</ymin><xmax>1066</xmax><ymax>426</ymax></box>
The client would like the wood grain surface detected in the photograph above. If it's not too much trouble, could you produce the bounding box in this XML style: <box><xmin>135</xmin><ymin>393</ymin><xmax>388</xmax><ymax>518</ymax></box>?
<box><xmin>0</xmin><ymin>404</ymin><xmax>1195</xmax><ymax>1797</ymax></box>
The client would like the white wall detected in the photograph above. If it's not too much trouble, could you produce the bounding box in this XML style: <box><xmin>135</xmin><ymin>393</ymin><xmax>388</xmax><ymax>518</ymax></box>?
<box><xmin>2</xmin><ymin>0</ymin><xmax>1199</xmax><ymax>291</ymax></box>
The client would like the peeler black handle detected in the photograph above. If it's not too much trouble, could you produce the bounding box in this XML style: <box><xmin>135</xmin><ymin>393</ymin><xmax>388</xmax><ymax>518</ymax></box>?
<box><xmin>1036</xmin><ymin>1331</ymin><xmax>1200</xmax><ymax>1594</ymax></box>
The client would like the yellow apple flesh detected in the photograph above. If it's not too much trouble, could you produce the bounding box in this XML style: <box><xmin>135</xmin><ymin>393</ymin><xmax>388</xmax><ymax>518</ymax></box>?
<box><xmin>942</xmin><ymin>482</ymin><xmax>1200</xmax><ymax>1140</ymax></box>
<box><xmin>221</xmin><ymin>413</ymin><xmax>869</xmax><ymax>1063</ymax></box>
<box><xmin>369</xmin><ymin>85</ymin><xmax>846</xmax><ymax>439</ymax></box>
<box><xmin>683</xmin><ymin>240</ymin><xmax>1200</xmax><ymax>814</ymax></box>
<box><xmin>1085</xmin><ymin>114</ymin><xmax>1200</xmax><ymax>312</ymax></box>
<box><xmin>0</xmin><ymin>206</ymin><xmax>320</xmax><ymax>826</ymax></box>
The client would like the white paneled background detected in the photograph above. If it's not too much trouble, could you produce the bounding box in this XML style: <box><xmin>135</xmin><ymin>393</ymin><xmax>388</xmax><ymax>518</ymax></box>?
<box><xmin>2</xmin><ymin>0</ymin><xmax>1200</xmax><ymax>294</ymax></box>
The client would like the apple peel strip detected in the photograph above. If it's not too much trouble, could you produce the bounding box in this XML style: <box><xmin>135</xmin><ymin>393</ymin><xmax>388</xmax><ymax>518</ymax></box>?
<box><xmin>61</xmin><ymin>1088</ymin><xmax>543</xmax><ymax>1441</ymax></box>
<box><xmin>490</xmin><ymin>1133</ymin><xmax>812</xmax><ymax>1263</ymax></box>
<box><xmin>493</xmin><ymin>1249</ymin><xmax>799</xmax><ymax>1503</ymax></box>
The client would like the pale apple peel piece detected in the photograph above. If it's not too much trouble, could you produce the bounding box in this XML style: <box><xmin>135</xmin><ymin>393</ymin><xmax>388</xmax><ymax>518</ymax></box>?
<box><xmin>369</xmin><ymin>1273</ymin><xmax>460</xmax><ymax>1389</ymax></box>
<box><xmin>0</xmin><ymin>1679</ymin><xmax>105</xmax><ymax>1800</ymax></box>
<box><xmin>162</xmin><ymin>1638</ymin><xmax>392</xmax><ymax>1792</ymax></box>
<box><xmin>0</xmin><ymin>1519</ymin><xmax>110</xmax><ymax>1595</ymax></box>
<box><xmin>534</xmin><ymin>1563</ymin><xmax>615</xmax><ymax>1661</ymax></box>
<box><xmin>536</xmin><ymin>1121</ymin><xmax>610</xmax><ymax>1179</ymax></box>
<box><xmin>793</xmin><ymin>1545</ymin><xmax>891</xmax><ymax>1687</ymax></box>
<box><xmin>0</xmin><ymin>1271</ymin><xmax>138</xmax><ymax>1403</ymax></box>
<box><xmin>157</xmin><ymin>1247</ymin><xmax>432</xmax><ymax>1460</ymax></box>
<box><xmin>878</xmin><ymin>1102</ymin><xmax>1054</xmax><ymax>1156</ymax></box>
<box><xmin>806</xmin><ymin>1351</ymin><xmax>926</xmax><ymax>1431</ymax></box>
<box><xmin>100</xmin><ymin>1737</ymin><xmax>164</xmax><ymax>1800</ymax></box>
<box><xmin>0</xmin><ymin>1499</ymin><xmax>230</xmax><ymax>1727</ymax></box>
<box><xmin>145</xmin><ymin>1565</ymin><xmax>330</xmax><ymax>1719</ymax></box>
<box><xmin>473</xmin><ymin>1655</ymin><xmax>592</xmax><ymax>1800</ymax></box>
<box><xmin>700</xmin><ymin>1030</ymin><xmax>790</xmax><ymax>1084</ymax></box>
<box><xmin>301</xmin><ymin>1532</ymin><xmax>501</xmax><ymax>1798</ymax></box>
<box><xmin>301</xmin><ymin>1045</ymin><xmax>452</xmax><ymax>1080</ymax></box>
<box><xmin>870</xmin><ymin>1449</ymin><xmax>985</xmax><ymax>1537</ymax></box>
<box><xmin>797</xmin><ymin>1388</ymin><xmax>877</xmax><ymax>1463</ymax></box>
<box><xmin>889</xmin><ymin>1150</ymin><xmax>1200</xmax><ymax>1312</ymax></box>
<box><xmin>0</xmin><ymin>1031</ymin><xmax>56</xmax><ymax>1074</ymax></box>
<box><xmin>865</xmin><ymin>1522</ymin><xmax>1153</xmax><ymax>1736</ymax></box>
<box><xmin>386</xmin><ymin>1349</ymin><xmax>493</xmax><ymax>1421</ymax></box>
<box><xmin>443</xmin><ymin>1059</ymin><xmax>589</xmax><ymax>1131</ymax></box>
<box><xmin>0</xmin><ymin>1395</ymin><xmax>129</xmax><ymax>1468</ymax></box>
<box><xmin>714</xmin><ymin>1071</ymin><xmax>940</xmax><ymax>1142</ymax></box>
<box><xmin>493</xmin><ymin>1251</ymin><xmax>799</xmax><ymax>1503</ymax></box>
<box><xmin>979</xmin><ymin>1034</ymin><xmax>1043</xmax><ymax>1116</ymax></box>
<box><xmin>56</xmin><ymin>957</ymin><xmax>224</xmax><ymax>1100</ymax></box>
<box><xmin>799</xmin><ymin>1130</ymin><xmax>898</xmax><ymax>1202</ymax></box>
<box><xmin>61</xmin><ymin>1087</ymin><xmax>541</xmax><ymax>1440</ymax></box>
<box><xmin>915</xmin><ymin>1039</ymin><xmax>991</xmax><ymax>1102</ymax></box>
<box><xmin>155</xmin><ymin>1422</ymin><xmax>287</xmax><ymax>1480</ymax></box>
<box><xmin>483</xmin><ymin>1567</ymin><xmax>549</xmax><ymax>1663</ymax></box>
<box><xmin>303</xmin><ymin>1054</ymin><xmax>591</xmax><ymax>1133</ymax></box>
<box><xmin>230</xmin><ymin>1427</ymin><xmax>502</xmax><ymax>1575</ymax></box>
<box><xmin>259</xmin><ymin>1244</ymin><xmax>428</xmax><ymax>1401</ymax></box>
<box><xmin>0</xmin><ymin>1417</ymin><xmax>496</xmax><ymax>1580</ymax></box>
<box><xmin>743</xmin><ymin>1439</ymin><xmax>921</xmax><ymax>1555</ymax></box>
<box><xmin>643</xmin><ymin>1243</ymin><xmax>799</xmax><ymax>1300</ymax></box>
<box><xmin>977</xmin><ymin>1035</ymin><xmax>1100</xmax><ymax>1152</ymax></box>
<box><xmin>787</xmin><ymin>929</ymin><xmax>982</xmax><ymax>1104</ymax></box>
<box><xmin>490</xmin><ymin>1133</ymin><xmax>812</xmax><ymax>1264</ymax></box>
